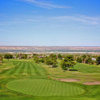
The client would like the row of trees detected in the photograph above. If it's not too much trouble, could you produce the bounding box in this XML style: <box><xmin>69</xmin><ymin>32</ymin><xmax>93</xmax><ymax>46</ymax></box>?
<box><xmin>0</xmin><ymin>54</ymin><xmax>28</xmax><ymax>63</ymax></box>
<box><xmin>3</xmin><ymin>54</ymin><xmax>28</xmax><ymax>60</ymax></box>
<box><xmin>76</xmin><ymin>55</ymin><xmax>93</xmax><ymax>64</ymax></box>
<box><xmin>34</xmin><ymin>54</ymin><xmax>58</xmax><ymax>68</ymax></box>
<box><xmin>33</xmin><ymin>54</ymin><xmax>100</xmax><ymax>71</ymax></box>
<box><xmin>1</xmin><ymin>53</ymin><xmax>100</xmax><ymax>71</ymax></box>
<box><xmin>33</xmin><ymin>54</ymin><xmax>76</xmax><ymax>71</ymax></box>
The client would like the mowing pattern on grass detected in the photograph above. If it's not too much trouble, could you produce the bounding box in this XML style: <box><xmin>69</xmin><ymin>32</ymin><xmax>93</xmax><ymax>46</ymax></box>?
<box><xmin>7</xmin><ymin>79</ymin><xmax>85</xmax><ymax>96</ymax></box>
<box><xmin>1</xmin><ymin>61</ymin><xmax>47</xmax><ymax>77</ymax></box>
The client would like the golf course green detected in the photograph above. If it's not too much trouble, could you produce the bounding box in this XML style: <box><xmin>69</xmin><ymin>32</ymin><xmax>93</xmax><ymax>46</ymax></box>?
<box><xmin>7</xmin><ymin>79</ymin><xmax>85</xmax><ymax>96</ymax></box>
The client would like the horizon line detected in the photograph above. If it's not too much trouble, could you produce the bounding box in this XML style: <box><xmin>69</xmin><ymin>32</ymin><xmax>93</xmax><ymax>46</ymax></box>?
<box><xmin>0</xmin><ymin>45</ymin><xmax>100</xmax><ymax>47</ymax></box>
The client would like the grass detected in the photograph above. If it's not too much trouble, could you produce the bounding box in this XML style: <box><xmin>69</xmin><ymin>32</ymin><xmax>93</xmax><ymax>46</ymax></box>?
<box><xmin>74</xmin><ymin>63</ymin><xmax>100</xmax><ymax>73</ymax></box>
<box><xmin>0</xmin><ymin>59</ymin><xmax>100</xmax><ymax>100</ymax></box>
<box><xmin>7</xmin><ymin>79</ymin><xmax>85</xmax><ymax>96</ymax></box>
<box><xmin>41</xmin><ymin>63</ymin><xmax>100</xmax><ymax>82</ymax></box>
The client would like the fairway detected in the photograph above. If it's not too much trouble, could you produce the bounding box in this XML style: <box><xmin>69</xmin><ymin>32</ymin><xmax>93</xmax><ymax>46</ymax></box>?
<box><xmin>1</xmin><ymin>61</ymin><xmax>47</xmax><ymax>77</ymax></box>
<box><xmin>7</xmin><ymin>79</ymin><xmax>85</xmax><ymax>96</ymax></box>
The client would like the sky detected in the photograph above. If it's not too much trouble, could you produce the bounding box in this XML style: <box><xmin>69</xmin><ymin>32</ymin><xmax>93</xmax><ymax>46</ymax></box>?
<box><xmin>0</xmin><ymin>0</ymin><xmax>100</xmax><ymax>46</ymax></box>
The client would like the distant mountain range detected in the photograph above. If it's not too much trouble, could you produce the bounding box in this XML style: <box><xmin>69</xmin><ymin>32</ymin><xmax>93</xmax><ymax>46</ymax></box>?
<box><xmin>0</xmin><ymin>46</ymin><xmax>100</xmax><ymax>53</ymax></box>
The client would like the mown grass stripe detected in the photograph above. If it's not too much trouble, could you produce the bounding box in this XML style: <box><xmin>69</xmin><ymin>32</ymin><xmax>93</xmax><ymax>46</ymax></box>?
<box><xmin>29</xmin><ymin>63</ymin><xmax>36</xmax><ymax>76</ymax></box>
<box><xmin>14</xmin><ymin>62</ymin><xmax>25</xmax><ymax>75</ymax></box>
<box><xmin>3</xmin><ymin>62</ymin><xmax>21</xmax><ymax>75</ymax></box>
<box><xmin>27</xmin><ymin>62</ymin><xmax>32</xmax><ymax>76</ymax></box>
<box><xmin>31</xmin><ymin>63</ymin><xmax>41</xmax><ymax>76</ymax></box>
<box><xmin>32</xmin><ymin>62</ymin><xmax>48</xmax><ymax>76</ymax></box>
<box><xmin>23</xmin><ymin>62</ymin><xmax>28</xmax><ymax>74</ymax></box>
<box><xmin>18</xmin><ymin>62</ymin><xmax>26</xmax><ymax>75</ymax></box>
<box><xmin>7</xmin><ymin>62</ymin><xmax>23</xmax><ymax>75</ymax></box>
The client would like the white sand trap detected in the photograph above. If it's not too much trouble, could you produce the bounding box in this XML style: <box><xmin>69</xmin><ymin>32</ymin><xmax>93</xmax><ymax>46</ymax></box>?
<box><xmin>58</xmin><ymin>79</ymin><xmax>80</xmax><ymax>82</ymax></box>
<box><xmin>83</xmin><ymin>82</ymin><xmax>100</xmax><ymax>85</ymax></box>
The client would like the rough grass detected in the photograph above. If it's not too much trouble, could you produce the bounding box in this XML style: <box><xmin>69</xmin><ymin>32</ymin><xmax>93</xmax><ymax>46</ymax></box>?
<box><xmin>41</xmin><ymin>63</ymin><xmax>100</xmax><ymax>82</ymax></box>
<box><xmin>74</xmin><ymin>63</ymin><xmax>100</xmax><ymax>73</ymax></box>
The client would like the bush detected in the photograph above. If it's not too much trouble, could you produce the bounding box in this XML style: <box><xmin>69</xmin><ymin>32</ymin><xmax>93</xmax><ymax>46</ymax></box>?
<box><xmin>76</xmin><ymin>57</ymin><xmax>82</xmax><ymax>63</ymax></box>
<box><xmin>4</xmin><ymin>54</ymin><xmax>13</xmax><ymax>60</ymax></box>
<box><xmin>58</xmin><ymin>54</ymin><xmax>62</xmax><ymax>59</ymax></box>
<box><xmin>96</xmin><ymin>56</ymin><xmax>100</xmax><ymax>65</ymax></box>
<box><xmin>61</xmin><ymin>55</ymin><xmax>76</xmax><ymax>71</ymax></box>
<box><xmin>85</xmin><ymin>57</ymin><xmax>92</xmax><ymax>64</ymax></box>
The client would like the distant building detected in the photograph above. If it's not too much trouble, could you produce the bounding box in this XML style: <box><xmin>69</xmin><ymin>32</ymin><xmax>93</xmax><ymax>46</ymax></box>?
<box><xmin>92</xmin><ymin>58</ymin><xmax>96</xmax><ymax>61</ymax></box>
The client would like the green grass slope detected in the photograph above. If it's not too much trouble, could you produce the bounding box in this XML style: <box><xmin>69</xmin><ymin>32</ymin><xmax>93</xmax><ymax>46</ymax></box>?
<box><xmin>74</xmin><ymin>63</ymin><xmax>100</xmax><ymax>73</ymax></box>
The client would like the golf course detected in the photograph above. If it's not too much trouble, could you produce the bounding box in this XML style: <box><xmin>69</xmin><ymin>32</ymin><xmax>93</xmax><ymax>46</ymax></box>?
<box><xmin>0</xmin><ymin>59</ymin><xmax>100</xmax><ymax>100</ymax></box>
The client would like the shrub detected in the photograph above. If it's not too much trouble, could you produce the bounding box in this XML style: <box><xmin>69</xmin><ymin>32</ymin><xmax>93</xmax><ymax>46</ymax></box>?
<box><xmin>61</xmin><ymin>55</ymin><xmax>76</xmax><ymax>71</ymax></box>
<box><xmin>96</xmin><ymin>56</ymin><xmax>100</xmax><ymax>65</ymax></box>
<box><xmin>76</xmin><ymin>57</ymin><xmax>82</xmax><ymax>63</ymax></box>
<box><xmin>4</xmin><ymin>54</ymin><xmax>13</xmax><ymax>60</ymax></box>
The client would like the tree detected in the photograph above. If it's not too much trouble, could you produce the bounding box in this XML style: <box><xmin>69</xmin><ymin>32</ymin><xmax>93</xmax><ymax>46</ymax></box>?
<box><xmin>45</xmin><ymin>56</ymin><xmax>58</xmax><ymax>68</ymax></box>
<box><xmin>0</xmin><ymin>55</ymin><xmax>3</xmax><ymax>63</ymax></box>
<box><xmin>61</xmin><ymin>55</ymin><xmax>76</xmax><ymax>71</ymax></box>
<box><xmin>61</xmin><ymin>60</ymin><xmax>68</xmax><ymax>70</ymax></box>
<box><xmin>96</xmin><ymin>56</ymin><xmax>100</xmax><ymax>65</ymax></box>
<box><xmin>64</xmin><ymin>55</ymin><xmax>74</xmax><ymax>62</ymax></box>
<box><xmin>21</xmin><ymin>54</ymin><xmax>27</xmax><ymax>59</ymax></box>
<box><xmin>34</xmin><ymin>56</ymin><xmax>40</xmax><ymax>63</ymax></box>
<box><xmin>45</xmin><ymin>57</ymin><xmax>54</xmax><ymax>65</ymax></box>
<box><xmin>85</xmin><ymin>57</ymin><xmax>92</xmax><ymax>64</ymax></box>
<box><xmin>76</xmin><ymin>57</ymin><xmax>82</xmax><ymax>63</ymax></box>
<box><xmin>33</xmin><ymin>54</ymin><xmax>38</xmax><ymax>58</ymax></box>
<box><xmin>58</xmin><ymin>54</ymin><xmax>62</xmax><ymax>59</ymax></box>
<box><xmin>49</xmin><ymin>54</ymin><xmax>57</xmax><ymax>60</ymax></box>
<box><xmin>16</xmin><ymin>54</ymin><xmax>27</xmax><ymax>59</ymax></box>
<box><xmin>39</xmin><ymin>57</ymin><xmax>45</xmax><ymax>63</ymax></box>
<box><xmin>4</xmin><ymin>54</ymin><xmax>13</xmax><ymax>60</ymax></box>
<box><xmin>81</xmin><ymin>55</ymin><xmax>87</xmax><ymax>63</ymax></box>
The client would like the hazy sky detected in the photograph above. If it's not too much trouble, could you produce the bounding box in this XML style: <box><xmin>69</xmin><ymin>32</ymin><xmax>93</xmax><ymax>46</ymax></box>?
<box><xmin>0</xmin><ymin>0</ymin><xmax>100</xmax><ymax>46</ymax></box>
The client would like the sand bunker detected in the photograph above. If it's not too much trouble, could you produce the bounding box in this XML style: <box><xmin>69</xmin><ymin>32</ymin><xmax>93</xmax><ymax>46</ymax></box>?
<box><xmin>57</xmin><ymin>78</ymin><xmax>100</xmax><ymax>85</ymax></box>
<box><xmin>58</xmin><ymin>79</ymin><xmax>80</xmax><ymax>82</ymax></box>
<box><xmin>83</xmin><ymin>82</ymin><xmax>100</xmax><ymax>85</ymax></box>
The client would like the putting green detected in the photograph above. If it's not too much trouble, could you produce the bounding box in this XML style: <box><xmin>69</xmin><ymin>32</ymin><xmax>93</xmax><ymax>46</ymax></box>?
<box><xmin>7</xmin><ymin>79</ymin><xmax>85</xmax><ymax>96</ymax></box>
